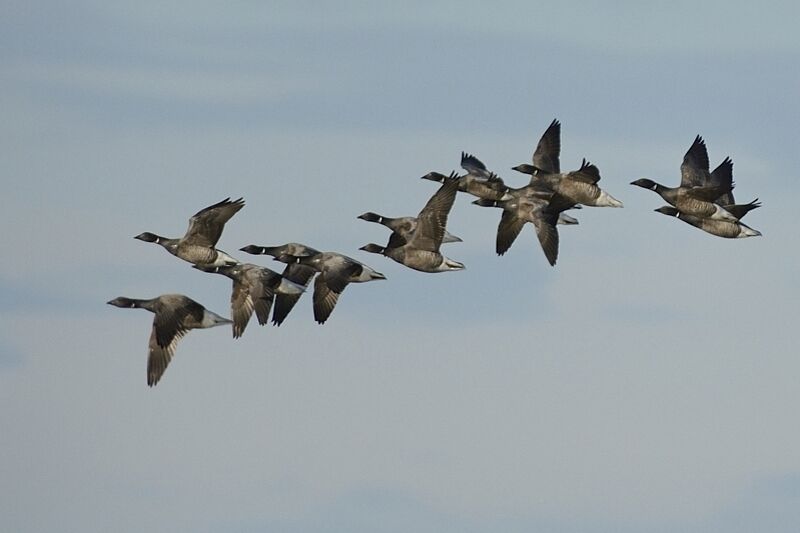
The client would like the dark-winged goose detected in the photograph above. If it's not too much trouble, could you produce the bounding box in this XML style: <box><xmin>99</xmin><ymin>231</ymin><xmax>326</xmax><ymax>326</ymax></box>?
<box><xmin>653</xmin><ymin>206</ymin><xmax>761</xmax><ymax>238</ymax></box>
<box><xmin>512</xmin><ymin>119</ymin><xmax>623</xmax><ymax>208</ymax></box>
<box><xmin>652</xmin><ymin>150</ymin><xmax>762</xmax><ymax>237</ymax></box>
<box><xmin>359</xmin><ymin>174</ymin><xmax>465</xmax><ymax>272</ymax></box>
<box><xmin>277</xmin><ymin>251</ymin><xmax>386</xmax><ymax>324</ymax></box>
<box><xmin>193</xmin><ymin>263</ymin><xmax>305</xmax><ymax>337</ymax></box>
<box><xmin>421</xmin><ymin>154</ymin><xmax>512</xmax><ymax>202</ymax></box>
<box><xmin>473</xmin><ymin>185</ymin><xmax>577</xmax><ymax>266</ymax></box>
<box><xmin>240</xmin><ymin>243</ymin><xmax>321</xmax><ymax>326</ymax></box>
<box><xmin>357</xmin><ymin>212</ymin><xmax>462</xmax><ymax>245</ymax></box>
<box><xmin>107</xmin><ymin>294</ymin><xmax>232</xmax><ymax>386</ymax></box>
<box><xmin>135</xmin><ymin>197</ymin><xmax>244</xmax><ymax>266</ymax></box>
<box><xmin>630</xmin><ymin>136</ymin><xmax>738</xmax><ymax>221</ymax></box>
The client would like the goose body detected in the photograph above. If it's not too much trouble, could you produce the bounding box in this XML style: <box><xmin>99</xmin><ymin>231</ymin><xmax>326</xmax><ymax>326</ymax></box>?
<box><xmin>630</xmin><ymin>178</ymin><xmax>736</xmax><ymax>221</ymax></box>
<box><xmin>357</xmin><ymin>212</ymin><xmax>462</xmax><ymax>244</ymax></box>
<box><xmin>654</xmin><ymin>206</ymin><xmax>761</xmax><ymax>238</ymax></box>
<box><xmin>107</xmin><ymin>294</ymin><xmax>231</xmax><ymax>386</ymax></box>
<box><xmin>135</xmin><ymin>197</ymin><xmax>244</xmax><ymax>266</ymax></box>
<box><xmin>630</xmin><ymin>136</ymin><xmax>738</xmax><ymax>221</ymax></box>
<box><xmin>518</xmin><ymin>159</ymin><xmax>624</xmax><ymax>208</ymax></box>
<box><xmin>360</xmin><ymin>174</ymin><xmax>465</xmax><ymax>273</ymax></box>
<box><xmin>360</xmin><ymin>243</ymin><xmax>465</xmax><ymax>272</ymax></box>
<box><xmin>194</xmin><ymin>263</ymin><xmax>304</xmax><ymax>337</ymax></box>
<box><xmin>300</xmin><ymin>252</ymin><xmax>386</xmax><ymax>324</ymax></box>
<box><xmin>650</xmin><ymin>144</ymin><xmax>762</xmax><ymax>237</ymax></box>
<box><xmin>512</xmin><ymin>119</ymin><xmax>623</xmax><ymax>208</ymax></box>
<box><xmin>473</xmin><ymin>186</ymin><xmax>573</xmax><ymax>266</ymax></box>
<box><xmin>263</xmin><ymin>250</ymin><xmax>385</xmax><ymax>324</ymax></box>
<box><xmin>239</xmin><ymin>242</ymin><xmax>320</xmax><ymax>325</ymax></box>
<box><xmin>421</xmin><ymin>154</ymin><xmax>512</xmax><ymax>202</ymax></box>
<box><xmin>457</xmin><ymin>151</ymin><xmax>513</xmax><ymax>201</ymax></box>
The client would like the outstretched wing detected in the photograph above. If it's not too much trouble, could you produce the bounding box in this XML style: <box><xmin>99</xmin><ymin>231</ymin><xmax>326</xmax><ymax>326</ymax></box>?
<box><xmin>565</xmin><ymin>159</ymin><xmax>601</xmax><ymax>184</ymax></box>
<box><xmin>312</xmin><ymin>261</ymin><xmax>363</xmax><ymax>324</ymax></box>
<box><xmin>312</xmin><ymin>274</ymin><xmax>343</xmax><ymax>324</ymax></box>
<box><xmin>410</xmin><ymin>176</ymin><xmax>460</xmax><ymax>251</ymax></box>
<box><xmin>230</xmin><ymin>277</ymin><xmax>257</xmax><ymax>338</ymax></box>
<box><xmin>533</xmin><ymin>119</ymin><xmax>561</xmax><ymax>174</ymax></box>
<box><xmin>532</xmin><ymin>210</ymin><xmax>560</xmax><ymax>266</ymax></box>
<box><xmin>496</xmin><ymin>210</ymin><xmax>526</xmax><ymax>256</ymax></box>
<box><xmin>151</xmin><ymin>296</ymin><xmax>199</xmax><ymax>349</ymax></box>
<box><xmin>272</xmin><ymin>263</ymin><xmax>316</xmax><ymax>326</ymax></box>
<box><xmin>461</xmin><ymin>151</ymin><xmax>493</xmax><ymax>179</ymax></box>
<box><xmin>680</xmin><ymin>136</ymin><xmax>710</xmax><ymax>188</ymax></box>
<box><xmin>709</xmin><ymin>157</ymin><xmax>735</xmax><ymax>206</ymax></box>
<box><xmin>183</xmin><ymin>197</ymin><xmax>245</xmax><ymax>247</ymax></box>
<box><xmin>147</xmin><ymin>321</ymin><xmax>185</xmax><ymax>387</ymax></box>
<box><xmin>386</xmin><ymin>231</ymin><xmax>408</xmax><ymax>249</ymax></box>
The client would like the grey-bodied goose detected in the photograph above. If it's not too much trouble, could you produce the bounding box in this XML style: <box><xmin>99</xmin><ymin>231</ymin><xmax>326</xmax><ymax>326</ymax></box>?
<box><xmin>280</xmin><ymin>251</ymin><xmax>386</xmax><ymax>324</ymax></box>
<box><xmin>630</xmin><ymin>136</ymin><xmax>738</xmax><ymax>221</ymax></box>
<box><xmin>193</xmin><ymin>263</ymin><xmax>305</xmax><ymax>337</ymax></box>
<box><xmin>359</xmin><ymin>175</ymin><xmax>465</xmax><ymax>272</ymax></box>
<box><xmin>653</xmin><ymin>206</ymin><xmax>761</xmax><ymax>238</ymax></box>
<box><xmin>135</xmin><ymin>197</ymin><xmax>244</xmax><ymax>266</ymax></box>
<box><xmin>512</xmin><ymin>119</ymin><xmax>623</xmax><ymax>208</ymax></box>
<box><xmin>457</xmin><ymin>152</ymin><xmax>513</xmax><ymax>200</ymax></box>
<box><xmin>239</xmin><ymin>243</ymin><xmax>320</xmax><ymax>326</ymax></box>
<box><xmin>357</xmin><ymin>212</ymin><xmax>462</xmax><ymax>245</ymax></box>
<box><xmin>473</xmin><ymin>186</ymin><xmax>576</xmax><ymax>266</ymax></box>
<box><xmin>421</xmin><ymin>153</ymin><xmax>512</xmax><ymax>202</ymax></box>
<box><xmin>653</xmin><ymin>151</ymin><xmax>762</xmax><ymax>238</ymax></box>
<box><xmin>107</xmin><ymin>294</ymin><xmax>232</xmax><ymax>387</ymax></box>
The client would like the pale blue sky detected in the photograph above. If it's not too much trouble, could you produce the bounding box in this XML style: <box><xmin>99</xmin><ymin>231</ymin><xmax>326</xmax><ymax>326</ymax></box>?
<box><xmin>2</xmin><ymin>2</ymin><xmax>799</xmax><ymax>532</ymax></box>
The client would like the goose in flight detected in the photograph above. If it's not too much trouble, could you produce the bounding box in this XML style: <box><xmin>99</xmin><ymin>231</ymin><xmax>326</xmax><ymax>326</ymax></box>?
<box><xmin>194</xmin><ymin>263</ymin><xmax>305</xmax><ymax>337</ymax></box>
<box><xmin>239</xmin><ymin>243</ymin><xmax>321</xmax><ymax>326</ymax></box>
<box><xmin>135</xmin><ymin>197</ymin><xmax>244</xmax><ymax>266</ymax></box>
<box><xmin>631</xmin><ymin>136</ymin><xmax>738</xmax><ymax>221</ymax></box>
<box><xmin>107</xmin><ymin>294</ymin><xmax>231</xmax><ymax>387</ymax></box>
<box><xmin>360</xmin><ymin>174</ymin><xmax>465</xmax><ymax>272</ymax></box>
<box><xmin>512</xmin><ymin>119</ymin><xmax>623</xmax><ymax>208</ymax></box>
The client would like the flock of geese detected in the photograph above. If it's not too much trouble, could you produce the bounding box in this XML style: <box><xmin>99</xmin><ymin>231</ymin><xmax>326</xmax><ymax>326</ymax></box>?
<box><xmin>108</xmin><ymin>119</ymin><xmax>762</xmax><ymax>386</ymax></box>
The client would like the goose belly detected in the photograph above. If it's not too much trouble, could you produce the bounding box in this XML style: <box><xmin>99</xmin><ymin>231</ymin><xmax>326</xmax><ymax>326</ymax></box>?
<box><xmin>555</xmin><ymin>182</ymin><xmax>599</xmax><ymax>206</ymax></box>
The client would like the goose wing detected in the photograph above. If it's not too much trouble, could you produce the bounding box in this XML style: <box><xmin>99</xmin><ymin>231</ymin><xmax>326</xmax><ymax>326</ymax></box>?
<box><xmin>496</xmin><ymin>210</ymin><xmax>526</xmax><ymax>256</ymax></box>
<box><xmin>151</xmin><ymin>295</ymin><xmax>202</xmax><ymax>348</ymax></box>
<box><xmin>461</xmin><ymin>151</ymin><xmax>494</xmax><ymax>179</ymax></box>
<box><xmin>147</xmin><ymin>325</ymin><xmax>184</xmax><ymax>387</ymax></box>
<box><xmin>386</xmin><ymin>230</ymin><xmax>408</xmax><ymax>249</ymax></box>
<box><xmin>680</xmin><ymin>135</ymin><xmax>710</xmax><ymax>188</ymax></box>
<box><xmin>253</xmin><ymin>267</ymin><xmax>285</xmax><ymax>325</ymax></box>
<box><xmin>146</xmin><ymin>296</ymin><xmax>202</xmax><ymax>386</ymax></box>
<box><xmin>708</xmin><ymin>157</ymin><xmax>735</xmax><ymax>206</ymax></box>
<box><xmin>229</xmin><ymin>275</ymin><xmax>256</xmax><ymax>338</ymax></box>
<box><xmin>229</xmin><ymin>266</ymin><xmax>280</xmax><ymax>337</ymax></box>
<box><xmin>532</xmin><ymin>119</ymin><xmax>561</xmax><ymax>174</ymax></box>
<box><xmin>272</xmin><ymin>263</ymin><xmax>316</xmax><ymax>326</ymax></box>
<box><xmin>565</xmin><ymin>159</ymin><xmax>601</xmax><ymax>184</ymax></box>
<box><xmin>532</xmin><ymin>210</ymin><xmax>560</xmax><ymax>266</ymax></box>
<box><xmin>312</xmin><ymin>262</ymin><xmax>362</xmax><ymax>324</ymax></box>
<box><xmin>408</xmin><ymin>176</ymin><xmax>459</xmax><ymax>251</ymax></box>
<box><xmin>683</xmin><ymin>183</ymin><xmax>733</xmax><ymax>202</ymax></box>
<box><xmin>182</xmin><ymin>197</ymin><xmax>245</xmax><ymax>247</ymax></box>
